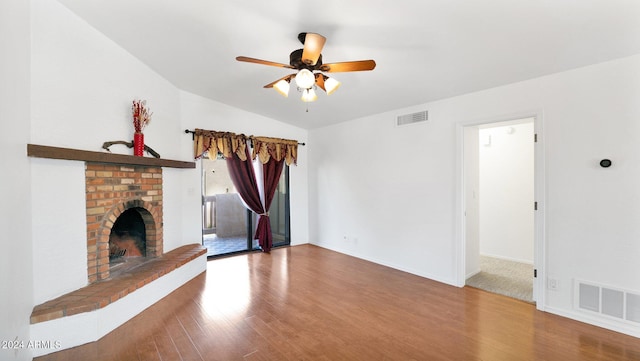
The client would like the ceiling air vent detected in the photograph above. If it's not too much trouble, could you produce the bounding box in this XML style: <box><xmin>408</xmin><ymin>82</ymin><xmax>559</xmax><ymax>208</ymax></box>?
<box><xmin>396</xmin><ymin>110</ymin><xmax>428</xmax><ymax>127</ymax></box>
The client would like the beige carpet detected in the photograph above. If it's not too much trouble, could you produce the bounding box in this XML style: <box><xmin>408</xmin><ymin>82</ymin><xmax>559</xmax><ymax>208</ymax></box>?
<box><xmin>466</xmin><ymin>255</ymin><xmax>534</xmax><ymax>303</ymax></box>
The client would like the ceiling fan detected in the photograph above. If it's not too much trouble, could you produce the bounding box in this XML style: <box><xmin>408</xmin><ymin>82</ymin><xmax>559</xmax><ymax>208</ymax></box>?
<box><xmin>236</xmin><ymin>32</ymin><xmax>376</xmax><ymax>102</ymax></box>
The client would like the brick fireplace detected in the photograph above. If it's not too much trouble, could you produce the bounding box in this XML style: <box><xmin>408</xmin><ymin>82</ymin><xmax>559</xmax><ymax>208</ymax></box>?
<box><xmin>28</xmin><ymin>144</ymin><xmax>206</xmax><ymax>357</ymax></box>
<box><xmin>85</xmin><ymin>163</ymin><xmax>164</xmax><ymax>283</ymax></box>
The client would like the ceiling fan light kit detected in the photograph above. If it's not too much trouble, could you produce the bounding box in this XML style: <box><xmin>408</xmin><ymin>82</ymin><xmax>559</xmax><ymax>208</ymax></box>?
<box><xmin>273</xmin><ymin>79</ymin><xmax>290</xmax><ymax>98</ymax></box>
<box><xmin>295</xmin><ymin>69</ymin><xmax>315</xmax><ymax>89</ymax></box>
<box><xmin>236</xmin><ymin>32</ymin><xmax>375</xmax><ymax>104</ymax></box>
<box><xmin>322</xmin><ymin>75</ymin><xmax>341</xmax><ymax>95</ymax></box>
<box><xmin>301</xmin><ymin>88</ymin><xmax>318</xmax><ymax>103</ymax></box>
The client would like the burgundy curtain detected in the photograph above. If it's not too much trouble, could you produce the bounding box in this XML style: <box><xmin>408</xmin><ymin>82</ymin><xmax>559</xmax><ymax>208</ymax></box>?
<box><xmin>226</xmin><ymin>146</ymin><xmax>285</xmax><ymax>252</ymax></box>
<box><xmin>262</xmin><ymin>156</ymin><xmax>285</xmax><ymax>213</ymax></box>
<box><xmin>256</xmin><ymin>157</ymin><xmax>285</xmax><ymax>251</ymax></box>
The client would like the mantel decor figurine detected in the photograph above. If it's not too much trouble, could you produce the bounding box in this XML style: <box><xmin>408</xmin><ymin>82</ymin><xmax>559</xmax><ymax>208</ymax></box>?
<box><xmin>132</xmin><ymin>99</ymin><xmax>152</xmax><ymax>156</ymax></box>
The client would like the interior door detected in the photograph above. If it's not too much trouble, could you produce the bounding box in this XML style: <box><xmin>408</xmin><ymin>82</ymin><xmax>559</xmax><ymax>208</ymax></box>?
<box><xmin>464</xmin><ymin>118</ymin><xmax>536</xmax><ymax>303</ymax></box>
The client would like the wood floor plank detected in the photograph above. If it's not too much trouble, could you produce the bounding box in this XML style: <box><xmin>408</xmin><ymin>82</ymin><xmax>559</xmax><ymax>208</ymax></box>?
<box><xmin>135</xmin><ymin>338</ymin><xmax>160</xmax><ymax>361</ymax></box>
<box><xmin>244</xmin><ymin>315</ymin><xmax>308</xmax><ymax>361</ymax></box>
<box><xmin>36</xmin><ymin>245</ymin><xmax>640</xmax><ymax>361</ymax></box>
<box><xmin>162</xmin><ymin>314</ymin><xmax>204</xmax><ymax>361</ymax></box>
<box><xmin>152</xmin><ymin>329</ymin><xmax>181</xmax><ymax>361</ymax></box>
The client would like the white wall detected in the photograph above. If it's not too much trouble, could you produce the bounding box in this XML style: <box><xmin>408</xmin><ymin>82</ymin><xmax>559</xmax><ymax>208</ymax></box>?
<box><xmin>0</xmin><ymin>0</ymin><xmax>33</xmax><ymax>359</ymax></box>
<box><xmin>309</xmin><ymin>53</ymin><xmax>640</xmax><ymax>337</ymax></box>
<box><xmin>310</xmin><ymin>106</ymin><xmax>458</xmax><ymax>283</ymax></box>
<box><xmin>30</xmin><ymin>159</ymin><xmax>87</xmax><ymax>303</ymax></box>
<box><xmin>464</xmin><ymin>126</ymin><xmax>480</xmax><ymax>278</ymax></box>
<box><xmin>30</xmin><ymin>0</ymin><xmax>181</xmax><ymax>159</ymax></box>
<box><xmin>478</xmin><ymin>121</ymin><xmax>534</xmax><ymax>263</ymax></box>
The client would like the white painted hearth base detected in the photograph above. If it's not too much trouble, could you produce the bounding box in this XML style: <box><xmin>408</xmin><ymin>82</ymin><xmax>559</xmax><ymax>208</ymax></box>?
<box><xmin>30</xmin><ymin>254</ymin><xmax>207</xmax><ymax>357</ymax></box>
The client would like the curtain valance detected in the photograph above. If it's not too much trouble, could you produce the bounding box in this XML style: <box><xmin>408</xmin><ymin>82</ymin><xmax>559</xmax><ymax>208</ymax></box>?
<box><xmin>252</xmin><ymin>136</ymin><xmax>298</xmax><ymax>166</ymax></box>
<box><xmin>193</xmin><ymin>129</ymin><xmax>248</xmax><ymax>161</ymax></box>
<box><xmin>193</xmin><ymin>129</ymin><xmax>298</xmax><ymax>165</ymax></box>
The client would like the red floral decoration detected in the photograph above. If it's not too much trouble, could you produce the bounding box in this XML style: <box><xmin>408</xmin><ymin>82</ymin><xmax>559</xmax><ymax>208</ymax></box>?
<box><xmin>132</xmin><ymin>99</ymin><xmax>152</xmax><ymax>133</ymax></box>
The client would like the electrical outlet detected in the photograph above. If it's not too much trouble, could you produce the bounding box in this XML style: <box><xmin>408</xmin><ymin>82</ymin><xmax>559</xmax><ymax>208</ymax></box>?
<box><xmin>547</xmin><ymin>278</ymin><xmax>559</xmax><ymax>291</ymax></box>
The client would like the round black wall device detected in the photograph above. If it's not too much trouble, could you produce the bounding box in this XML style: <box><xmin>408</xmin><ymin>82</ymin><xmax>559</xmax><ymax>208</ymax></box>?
<box><xmin>600</xmin><ymin>159</ymin><xmax>612</xmax><ymax>168</ymax></box>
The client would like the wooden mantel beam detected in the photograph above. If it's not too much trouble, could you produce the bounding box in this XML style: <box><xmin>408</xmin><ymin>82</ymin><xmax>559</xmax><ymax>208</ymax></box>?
<box><xmin>27</xmin><ymin>144</ymin><xmax>195</xmax><ymax>169</ymax></box>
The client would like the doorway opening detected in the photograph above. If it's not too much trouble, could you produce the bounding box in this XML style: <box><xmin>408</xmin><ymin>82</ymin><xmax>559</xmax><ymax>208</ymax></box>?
<box><xmin>462</xmin><ymin>117</ymin><xmax>538</xmax><ymax>304</ymax></box>
<box><xmin>201</xmin><ymin>156</ymin><xmax>290</xmax><ymax>257</ymax></box>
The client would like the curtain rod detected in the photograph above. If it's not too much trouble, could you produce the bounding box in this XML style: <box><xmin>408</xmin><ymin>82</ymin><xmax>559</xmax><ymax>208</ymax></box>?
<box><xmin>184</xmin><ymin>129</ymin><xmax>306</xmax><ymax>146</ymax></box>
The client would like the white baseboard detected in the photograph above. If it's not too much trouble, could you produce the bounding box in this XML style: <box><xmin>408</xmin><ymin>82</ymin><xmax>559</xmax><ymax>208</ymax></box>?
<box><xmin>465</xmin><ymin>268</ymin><xmax>481</xmax><ymax>280</ymax></box>
<box><xmin>544</xmin><ymin>306</ymin><xmax>640</xmax><ymax>339</ymax></box>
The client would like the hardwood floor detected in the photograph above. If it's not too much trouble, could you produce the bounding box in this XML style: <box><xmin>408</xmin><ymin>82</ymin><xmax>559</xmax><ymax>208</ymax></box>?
<box><xmin>36</xmin><ymin>245</ymin><xmax>640</xmax><ymax>361</ymax></box>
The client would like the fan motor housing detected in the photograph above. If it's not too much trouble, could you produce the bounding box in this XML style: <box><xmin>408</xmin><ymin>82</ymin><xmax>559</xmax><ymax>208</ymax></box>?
<box><xmin>289</xmin><ymin>49</ymin><xmax>322</xmax><ymax>70</ymax></box>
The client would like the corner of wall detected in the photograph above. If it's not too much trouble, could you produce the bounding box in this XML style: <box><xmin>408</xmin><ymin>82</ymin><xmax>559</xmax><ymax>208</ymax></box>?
<box><xmin>0</xmin><ymin>0</ymin><xmax>34</xmax><ymax>360</ymax></box>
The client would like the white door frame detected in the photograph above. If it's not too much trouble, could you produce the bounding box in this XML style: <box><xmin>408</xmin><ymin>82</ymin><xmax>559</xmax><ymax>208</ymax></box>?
<box><xmin>455</xmin><ymin>110</ymin><xmax>546</xmax><ymax>311</ymax></box>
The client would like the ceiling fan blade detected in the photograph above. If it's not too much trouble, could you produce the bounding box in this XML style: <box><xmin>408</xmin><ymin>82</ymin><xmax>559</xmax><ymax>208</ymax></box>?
<box><xmin>300</xmin><ymin>33</ymin><xmax>326</xmax><ymax>66</ymax></box>
<box><xmin>263</xmin><ymin>74</ymin><xmax>296</xmax><ymax>88</ymax></box>
<box><xmin>319</xmin><ymin>60</ymin><xmax>376</xmax><ymax>72</ymax></box>
<box><xmin>236</xmin><ymin>56</ymin><xmax>295</xmax><ymax>69</ymax></box>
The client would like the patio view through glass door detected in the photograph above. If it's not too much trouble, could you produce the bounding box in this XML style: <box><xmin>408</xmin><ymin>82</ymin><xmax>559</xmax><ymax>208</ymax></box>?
<box><xmin>268</xmin><ymin>166</ymin><xmax>290</xmax><ymax>248</ymax></box>
<box><xmin>201</xmin><ymin>157</ymin><xmax>290</xmax><ymax>257</ymax></box>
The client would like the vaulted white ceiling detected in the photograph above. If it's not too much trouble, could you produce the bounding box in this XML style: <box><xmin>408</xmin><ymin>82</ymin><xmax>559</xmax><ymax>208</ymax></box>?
<box><xmin>57</xmin><ymin>0</ymin><xmax>640</xmax><ymax>129</ymax></box>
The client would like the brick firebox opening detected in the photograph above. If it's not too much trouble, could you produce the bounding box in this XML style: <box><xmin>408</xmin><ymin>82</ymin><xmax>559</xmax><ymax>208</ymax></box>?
<box><xmin>86</xmin><ymin>163</ymin><xmax>163</xmax><ymax>283</ymax></box>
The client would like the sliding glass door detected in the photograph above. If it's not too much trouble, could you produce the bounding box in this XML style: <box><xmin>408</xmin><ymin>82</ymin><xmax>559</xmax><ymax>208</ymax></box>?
<box><xmin>201</xmin><ymin>158</ymin><xmax>290</xmax><ymax>257</ymax></box>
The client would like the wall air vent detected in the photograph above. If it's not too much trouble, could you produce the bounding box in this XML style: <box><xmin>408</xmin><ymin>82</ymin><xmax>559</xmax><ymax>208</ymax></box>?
<box><xmin>396</xmin><ymin>110</ymin><xmax>428</xmax><ymax>127</ymax></box>
<box><xmin>575</xmin><ymin>280</ymin><xmax>640</xmax><ymax>324</ymax></box>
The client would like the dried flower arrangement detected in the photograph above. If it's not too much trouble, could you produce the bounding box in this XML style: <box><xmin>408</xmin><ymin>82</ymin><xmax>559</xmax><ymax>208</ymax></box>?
<box><xmin>132</xmin><ymin>99</ymin><xmax>152</xmax><ymax>133</ymax></box>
